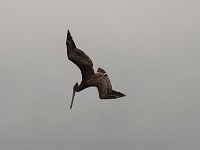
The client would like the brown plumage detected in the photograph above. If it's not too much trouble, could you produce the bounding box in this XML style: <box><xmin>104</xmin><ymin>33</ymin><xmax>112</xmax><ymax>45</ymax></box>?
<box><xmin>66</xmin><ymin>30</ymin><xmax>125</xmax><ymax>109</ymax></box>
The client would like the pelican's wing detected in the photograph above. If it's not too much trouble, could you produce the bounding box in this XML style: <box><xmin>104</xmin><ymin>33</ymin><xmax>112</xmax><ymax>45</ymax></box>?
<box><xmin>66</xmin><ymin>30</ymin><xmax>94</xmax><ymax>81</ymax></box>
<box><xmin>97</xmin><ymin>68</ymin><xmax>126</xmax><ymax>98</ymax></box>
<box><xmin>97</xmin><ymin>68</ymin><xmax>112</xmax><ymax>93</ymax></box>
<box><xmin>95</xmin><ymin>76</ymin><xmax>125</xmax><ymax>99</ymax></box>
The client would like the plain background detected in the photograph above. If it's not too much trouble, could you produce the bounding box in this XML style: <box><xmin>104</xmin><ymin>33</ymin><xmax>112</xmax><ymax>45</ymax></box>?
<box><xmin>1</xmin><ymin>0</ymin><xmax>200</xmax><ymax>149</ymax></box>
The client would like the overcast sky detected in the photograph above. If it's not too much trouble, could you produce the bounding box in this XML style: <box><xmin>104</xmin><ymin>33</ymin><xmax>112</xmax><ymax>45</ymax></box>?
<box><xmin>1</xmin><ymin>0</ymin><xmax>200</xmax><ymax>150</ymax></box>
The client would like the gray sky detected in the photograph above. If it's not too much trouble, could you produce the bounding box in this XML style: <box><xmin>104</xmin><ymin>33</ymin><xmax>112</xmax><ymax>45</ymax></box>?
<box><xmin>1</xmin><ymin>0</ymin><xmax>200</xmax><ymax>149</ymax></box>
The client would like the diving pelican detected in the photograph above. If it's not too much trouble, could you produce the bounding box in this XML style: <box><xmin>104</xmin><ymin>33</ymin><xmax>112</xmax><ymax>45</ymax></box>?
<box><xmin>66</xmin><ymin>30</ymin><xmax>125</xmax><ymax>109</ymax></box>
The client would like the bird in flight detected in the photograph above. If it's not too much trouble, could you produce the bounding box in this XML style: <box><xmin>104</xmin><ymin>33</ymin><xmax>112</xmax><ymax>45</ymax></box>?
<box><xmin>66</xmin><ymin>30</ymin><xmax>125</xmax><ymax>109</ymax></box>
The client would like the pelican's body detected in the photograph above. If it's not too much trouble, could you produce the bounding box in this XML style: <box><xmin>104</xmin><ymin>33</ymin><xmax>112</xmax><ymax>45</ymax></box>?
<box><xmin>66</xmin><ymin>30</ymin><xmax>125</xmax><ymax>109</ymax></box>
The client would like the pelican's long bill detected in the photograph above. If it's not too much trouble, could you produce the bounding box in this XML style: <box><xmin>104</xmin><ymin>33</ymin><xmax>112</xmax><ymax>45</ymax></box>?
<box><xmin>70</xmin><ymin>88</ymin><xmax>76</xmax><ymax>109</ymax></box>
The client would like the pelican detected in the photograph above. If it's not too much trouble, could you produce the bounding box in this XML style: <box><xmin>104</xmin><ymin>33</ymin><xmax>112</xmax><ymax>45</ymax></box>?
<box><xmin>66</xmin><ymin>30</ymin><xmax>125</xmax><ymax>109</ymax></box>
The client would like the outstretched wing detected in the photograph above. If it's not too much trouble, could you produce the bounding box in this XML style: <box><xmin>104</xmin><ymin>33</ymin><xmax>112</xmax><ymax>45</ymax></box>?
<box><xmin>66</xmin><ymin>30</ymin><xmax>94</xmax><ymax>81</ymax></box>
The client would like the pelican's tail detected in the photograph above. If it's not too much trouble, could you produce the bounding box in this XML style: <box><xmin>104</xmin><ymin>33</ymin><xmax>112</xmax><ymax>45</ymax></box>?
<box><xmin>108</xmin><ymin>90</ymin><xmax>126</xmax><ymax>99</ymax></box>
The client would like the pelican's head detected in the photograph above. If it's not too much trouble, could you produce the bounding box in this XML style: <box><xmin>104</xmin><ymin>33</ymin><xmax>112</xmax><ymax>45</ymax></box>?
<box><xmin>73</xmin><ymin>82</ymin><xmax>79</xmax><ymax>92</ymax></box>
<box><xmin>70</xmin><ymin>82</ymin><xmax>79</xmax><ymax>109</ymax></box>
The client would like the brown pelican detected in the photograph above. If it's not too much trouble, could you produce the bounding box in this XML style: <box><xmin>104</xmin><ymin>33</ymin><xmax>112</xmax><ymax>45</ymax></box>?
<box><xmin>66</xmin><ymin>30</ymin><xmax>125</xmax><ymax>109</ymax></box>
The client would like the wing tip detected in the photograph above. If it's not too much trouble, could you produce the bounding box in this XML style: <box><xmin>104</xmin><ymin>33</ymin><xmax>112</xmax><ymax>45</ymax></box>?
<box><xmin>110</xmin><ymin>90</ymin><xmax>126</xmax><ymax>98</ymax></box>
<box><xmin>66</xmin><ymin>30</ymin><xmax>76</xmax><ymax>49</ymax></box>
<box><xmin>67</xmin><ymin>30</ymin><xmax>71</xmax><ymax>39</ymax></box>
